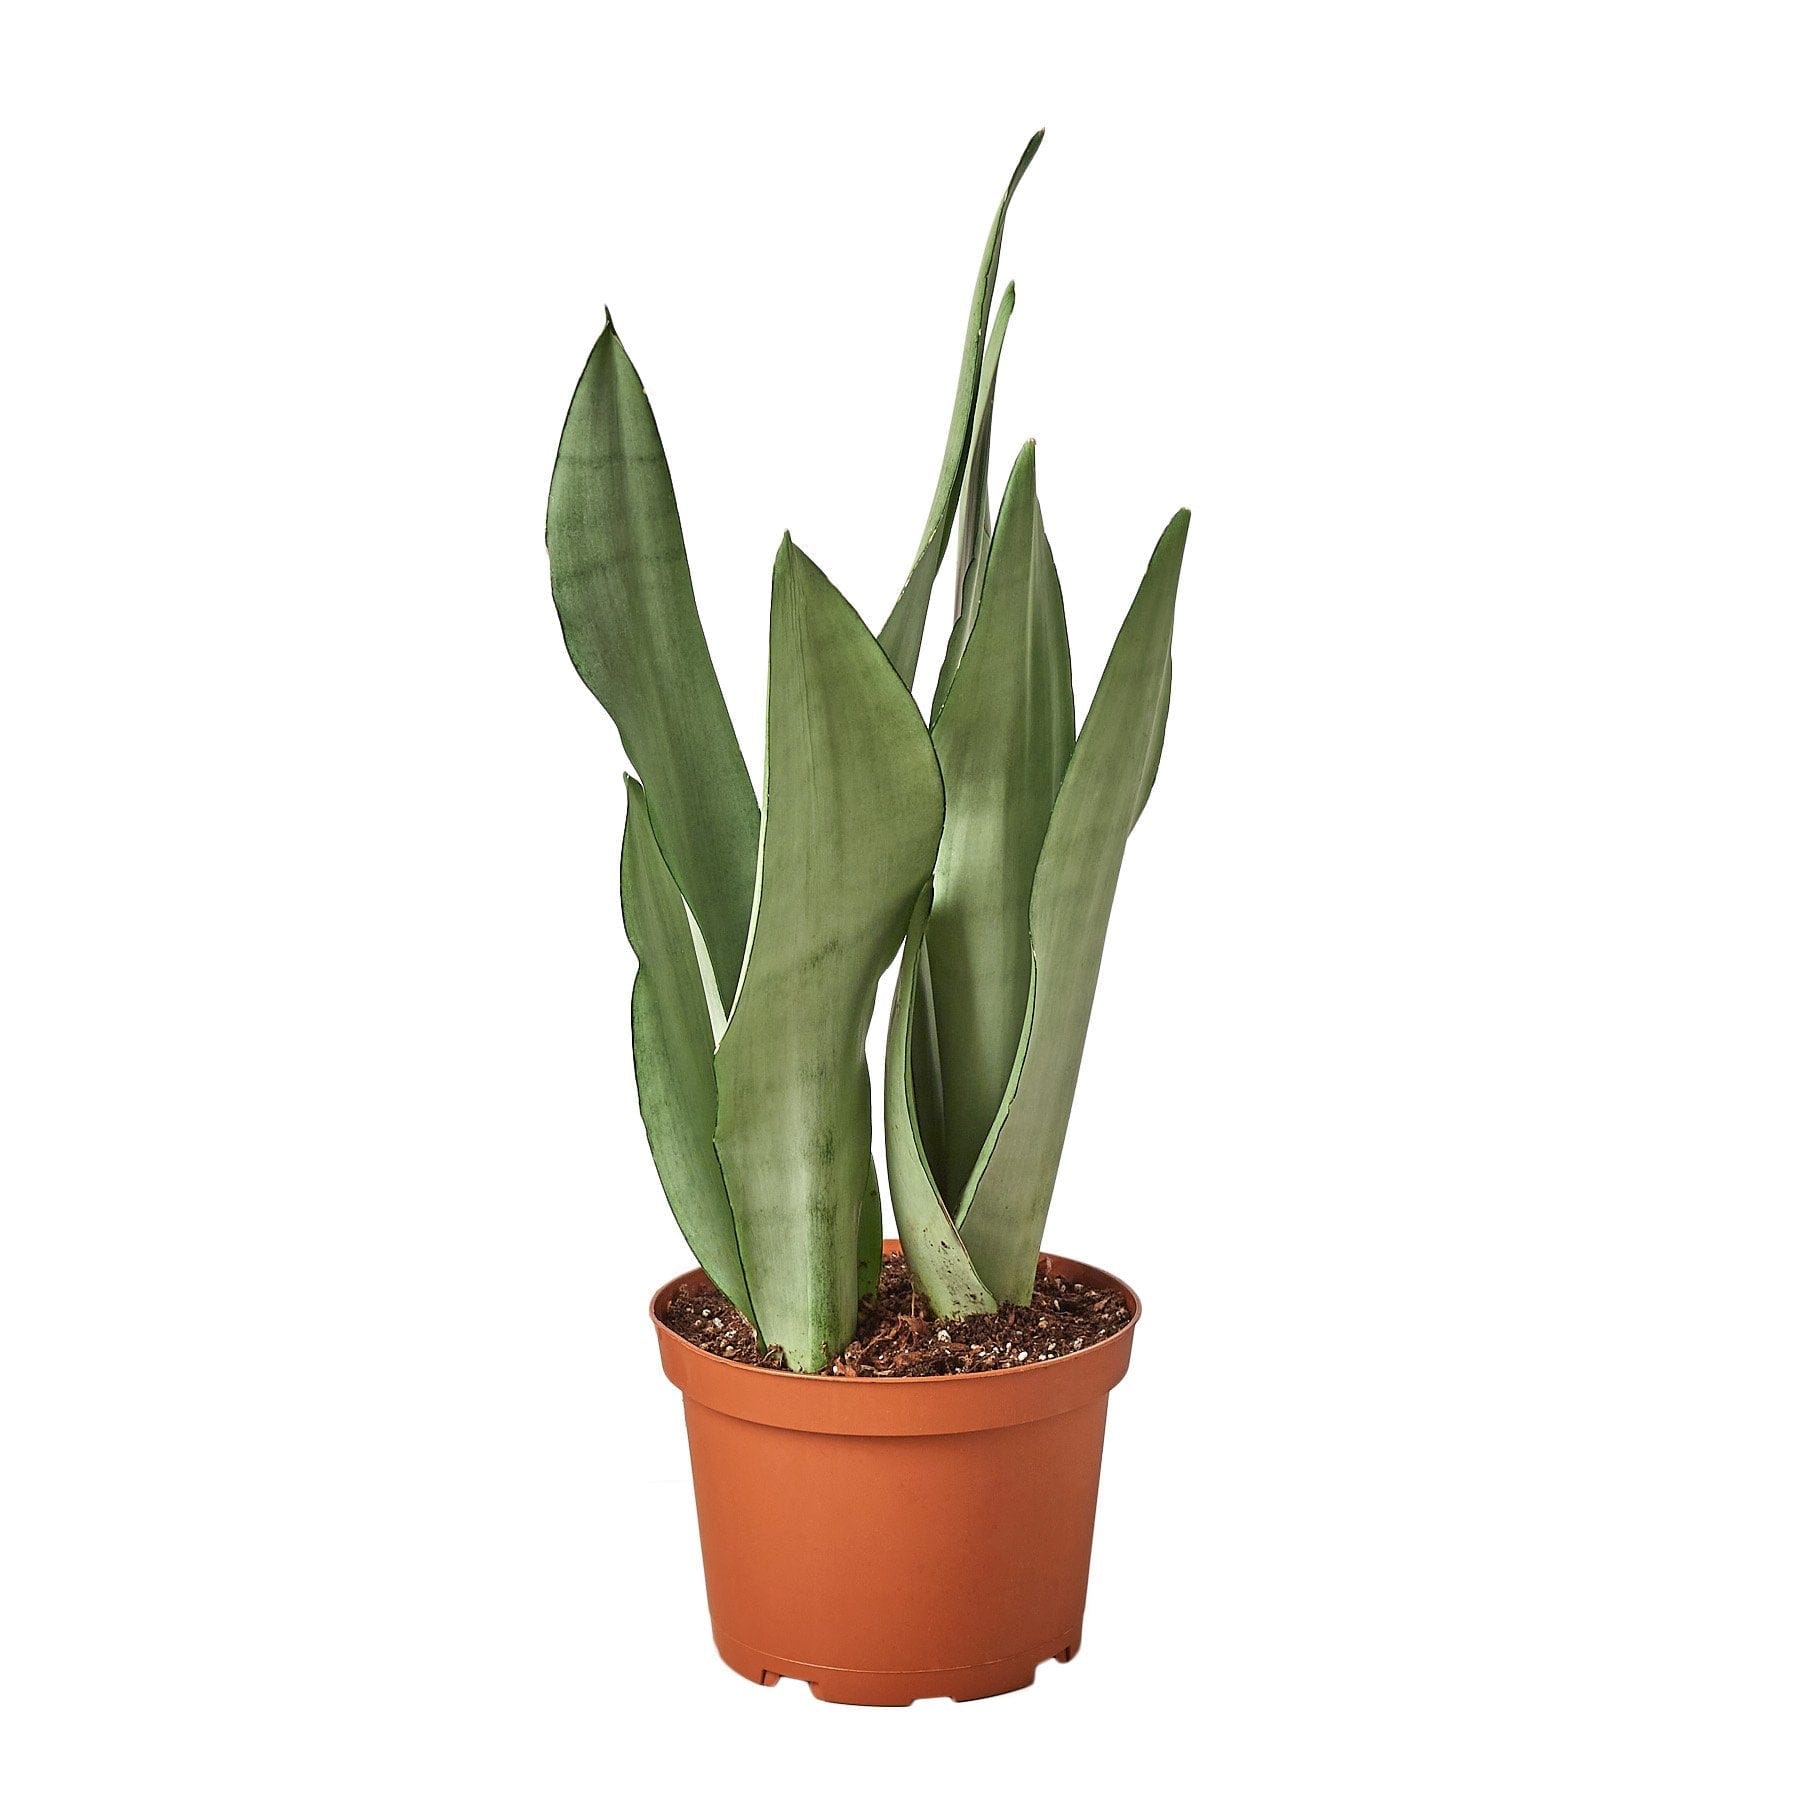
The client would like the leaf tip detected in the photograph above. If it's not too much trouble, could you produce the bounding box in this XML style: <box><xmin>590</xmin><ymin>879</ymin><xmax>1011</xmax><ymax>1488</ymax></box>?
<box><xmin>1149</xmin><ymin>509</ymin><xmax>1193</xmax><ymax>588</ymax></box>
<box><xmin>772</xmin><ymin>531</ymin><xmax>817</xmax><ymax>613</ymax></box>
<box><xmin>1006</xmin><ymin>130</ymin><xmax>1046</xmax><ymax>196</ymax></box>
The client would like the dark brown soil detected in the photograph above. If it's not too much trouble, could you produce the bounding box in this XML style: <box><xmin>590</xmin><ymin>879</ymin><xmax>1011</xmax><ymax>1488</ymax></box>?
<box><xmin>660</xmin><ymin>1250</ymin><xmax>1133</xmax><ymax>1376</ymax></box>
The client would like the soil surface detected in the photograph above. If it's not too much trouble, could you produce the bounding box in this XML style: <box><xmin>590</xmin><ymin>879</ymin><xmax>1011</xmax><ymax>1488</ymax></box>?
<box><xmin>660</xmin><ymin>1250</ymin><xmax>1133</xmax><ymax>1376</ymax></box>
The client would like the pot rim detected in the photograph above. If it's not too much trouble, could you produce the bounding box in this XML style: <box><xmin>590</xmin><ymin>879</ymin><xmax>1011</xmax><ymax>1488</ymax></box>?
<box><xmin>650</xmin><ymin>1241</ymin><xmax>1138</xmax><ymax>1387</ymax></box>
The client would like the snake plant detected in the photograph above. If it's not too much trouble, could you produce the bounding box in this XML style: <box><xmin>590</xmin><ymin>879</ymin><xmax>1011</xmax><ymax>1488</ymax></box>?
<box><xmin>547</xmin><ymin>134</ymin><xmax>1187</xmax><ymax>1370</ymax></box>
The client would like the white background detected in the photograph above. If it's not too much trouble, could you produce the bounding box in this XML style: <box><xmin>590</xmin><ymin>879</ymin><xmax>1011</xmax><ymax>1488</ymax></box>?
<box><xmin>4</xmin><ymin>3</ymin><xmax>1797</xmax><ymax>1793</ymax></box>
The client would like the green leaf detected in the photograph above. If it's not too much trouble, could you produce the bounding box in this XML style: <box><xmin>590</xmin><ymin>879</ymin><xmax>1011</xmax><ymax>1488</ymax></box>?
<box><xmin>878</xmin><ymin>132</ymin><xmax>1043</xmax><ymax>688</ymax></box>
<box><xmin>857</xmin><ymin>1159</ymin><xmax>883</xmax><ymax>1302</ymax></box>
<box><xmin>620</xmin><ymin>776</ymin><xmax>754</xmax><ymax>1322</ymax></box>
<box><xmin>954</xmin><ymin>285</ymin><xmax>1018</xmax><ymax>626</ymax></box>
<box><xmin>884</xmin><ymin>889</ymin><xmax>999</xmax><ymax>1318</ymax></box>
<box><xmin>955</xmin><ymin>510</ymin><xmax>1191</xmax><ymax>1302</ymax></box>
<box><xmin>714</xmin><ymin>539</ymin><xmax>946</xmax><ymax>1370</ymax></box>
<box><xmin>926</xmin><ymin>441</ymin><xmax>1076</xmax><ymax>1206</ymax></box>
<box><xmin>930</xmin><ymin>280</ymin><xmax>1017</xmax><ymax>723</ymax></box>
<box><xmin>548</xmin><ymin>317</ymin><xmax>760</xmax><ymax>997</ymax></box>
<box><xmin>905</xmin><ymin>940</ymin><xmax>950</xmax><ymax>1198</ymax></box>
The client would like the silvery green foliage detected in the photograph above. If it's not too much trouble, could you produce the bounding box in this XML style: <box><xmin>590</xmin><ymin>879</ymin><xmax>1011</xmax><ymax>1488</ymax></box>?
<box><xmin>547</xmin><ymin>135</ymin><xmax>1186</xmax><ymax>1366</ymax></box>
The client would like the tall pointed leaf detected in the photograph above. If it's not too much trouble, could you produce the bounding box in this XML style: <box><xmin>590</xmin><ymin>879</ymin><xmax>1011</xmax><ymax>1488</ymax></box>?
<box><xmin>956</xmin><ymin>510</ymin><xmax>1191</xmax><ymax>1301</ymax></box>
<box><xmin>620</xmin><ymin>776</ymin><xmax>754</xmax><ymax>1321</ymax></box>
<box><xmin>926</xmin><ymin>442</ymin><xmax>1075</xmax><ymax>1204</ymax></box>
<box><xmin>885</xmin><ymin>889</ymin><xmax>999</xmax><ymax>1318</ymax></box>
<box><xmin>878</xmin><ymin>132</ymin><xmax>1043</xmax><ymax>688</ymax></box>
<box><xmin>907</xmin><ymin>308</ymin><xmax>1026</xmax><ymax>1180</ymax></box>
<box><xmin>548</xmin><ymin>318</ymin><xmax>760</xmax><ymax>994</ymax></box>
<box><xmin>931</xmin><ymin>280</ymin><xmax>1017</xmax><ymax>722</ymax></box>
<box><xmin>714</xmin><ymin>539</ymin><xmax>945</xmax><ymax>1370</ymax></box>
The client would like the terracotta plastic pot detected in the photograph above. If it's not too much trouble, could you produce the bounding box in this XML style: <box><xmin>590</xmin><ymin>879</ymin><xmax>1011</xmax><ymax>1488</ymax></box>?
<box><xmin>651</xmin><ymin>1241</ymin><xmax>1138</xmax><ymax>1705</ymax></box>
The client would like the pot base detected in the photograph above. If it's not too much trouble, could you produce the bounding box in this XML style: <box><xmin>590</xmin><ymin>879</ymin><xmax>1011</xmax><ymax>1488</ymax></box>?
<box><xmin>714</xmin><ymin>1626</ymin><xmax>1083</xmax><ymax>1706</ymax></box>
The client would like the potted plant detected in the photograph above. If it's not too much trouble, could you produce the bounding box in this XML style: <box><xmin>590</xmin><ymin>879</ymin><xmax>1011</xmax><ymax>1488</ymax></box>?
<box><xmin>545</xmin><ymin>132</ymin><xmax>1188</xmax><ymax>1705</ymax></box>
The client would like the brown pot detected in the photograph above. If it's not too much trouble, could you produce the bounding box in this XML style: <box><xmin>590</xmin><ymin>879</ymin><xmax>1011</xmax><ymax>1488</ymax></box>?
<box><xmin>651</xmin><ymin>1241</ymin><xmax>1138</xmax><ymax>1706</ymax></box>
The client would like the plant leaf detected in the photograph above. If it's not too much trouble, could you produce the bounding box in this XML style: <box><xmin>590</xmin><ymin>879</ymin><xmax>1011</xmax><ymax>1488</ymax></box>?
<box><xmin>926</xmin><ymin>442</ymin><xmax>1076</xmax><ymax>1205</ymax></box>
<box><xmin>548</xmin><ymin>317</ymin><xmax>760</xmax><ymax>996</ymax></box>
<box><xmin>884</xmin><ymin>889</ymin><xmax>999</xmax><ymax>1318</ymax></box>
<box><xmin>955</xmin><ymin>510</ymin><xmax>1190</xmax><ymax>1302</ymax></box>
<box><xmin>714</xmin><ymin>538</ymin><xmax>946</xmax><ymax>1370</ymax></box>
<box><xmin>905</xmin><ymin>942</ymin><xmax>950</xmax><ymax>1196</ymax></box>
<box><xmin>930</xmin><ymin>279</ymin><xmax>1017</xmax><ymax>723</ymax></box>
<box><xmin>620</xmin><ymin>776</ymin><xmax>754</xmax><ymax>1321</ymax></box>
<box><xmin>878</xmin><ymin>132</ymin><xmax>1043</xmax><ymax>689</ymax></box>
<box><xmin>857</xmin><ymin>1159</ymin><xmax>883</xmax><ymax>1301</ymax></box>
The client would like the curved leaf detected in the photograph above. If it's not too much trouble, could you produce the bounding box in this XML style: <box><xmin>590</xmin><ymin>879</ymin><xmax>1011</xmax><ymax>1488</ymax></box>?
<box><xmin>905</xmin><ymin>938</ymin><xmax>950</xmax><ymax>1198</ymax></box>
<box><xmin>884</xmin><ymin>889</ymin><xmax>998</xmax><ymax>1318</ymax></box>
<box><xmin>956</xmin><ymin>510</ymin><xmax>1190</xmax><ymax>1301</ymax></box>
<box><xmin>931</xmin><ymin>279</ymin><xmax>1017</xmax><ymax>723</ymax></box>
<box><xmin>620</xmin><ymin>777</ymin><xmax>753</xmax><ymax>1321</ymax></box>
<box><xmin>714</xmin><ymin>539</ymin><xmax>945</xmax><ymax>1369</ymax></box>
<box><xmin>878</xmin><ymin>132</ymin><xmax>1043</xmax><ymax>688</ymax></box>
<box><xmin>548</xmin><ymin>318</ymin><xmax>760</xmax><ymax>995</ymax></box>
<box><xmin>927</xmin><ymin>442</ymin><xmax>1076</xmax><ymax>1204</ymax></box>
